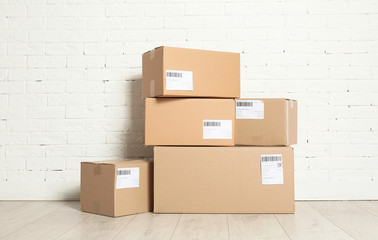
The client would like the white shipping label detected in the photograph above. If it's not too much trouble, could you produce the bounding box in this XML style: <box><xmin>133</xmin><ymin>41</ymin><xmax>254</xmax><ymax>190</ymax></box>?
<box><xmin>166</xmin><ymin>70</ymin><xmax>193</xmax><ymax>91</ymax></box>
<box><xmin>116</xmin><ymin>167</ymin><xmax>139</xmax><ymax>189</ymax></box>
<box><xmin>203</xmin><ymin>120</ymin><xmax>232</xmax><ymax>139</ymax></box>
<box><xmin>260</xmin><ymin>154</ymin><xmax>283</xmax><ymax>185</ymax></box>
<box><xmin>236</xmin><ymin>100</ymin><xmax>264</xmax><ymax>119</ymax></box>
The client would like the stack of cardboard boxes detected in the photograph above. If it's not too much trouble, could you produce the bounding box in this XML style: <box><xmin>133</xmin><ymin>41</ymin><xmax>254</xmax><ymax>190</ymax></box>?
<box><xmin>81</xmin><ymin>46</ymin><xmax>297</xmax><ymax>217</ymax></box>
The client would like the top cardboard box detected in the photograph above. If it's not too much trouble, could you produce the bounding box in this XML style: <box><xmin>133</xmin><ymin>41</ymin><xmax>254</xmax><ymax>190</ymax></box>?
<box><xmin>142</xmin><ymin>46</ymin><xmax>240</xmax><ymax>98</ymax></box>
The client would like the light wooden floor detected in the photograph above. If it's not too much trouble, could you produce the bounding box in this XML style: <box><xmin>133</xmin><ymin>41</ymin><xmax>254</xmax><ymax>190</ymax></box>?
<box><xmin>1</xmin><ymin>201</ymin><xmax>378</xmax><ymax>240</ymax></box>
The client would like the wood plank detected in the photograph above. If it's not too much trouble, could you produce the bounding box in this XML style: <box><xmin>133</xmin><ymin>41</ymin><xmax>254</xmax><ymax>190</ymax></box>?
<box><xmin>352</xmin><ymin>201</ymin><xmax>378</xmax><ymax>217</ymax></box>
<box><xmin>1</xmin><ymin>201</ymin><xmax>88</xmax><ymax>240</ymax></box>
<box><xmin>56</xmin><ymin>212</ymin><xmax>134</xmax><ymax>240</ymax></box>
<box><xmin>0</xmin><ymin>201</ymin><xmax>64</xmax><ymax>238</ymax></box>
<box><xmin>276</xmin><ymin>202</ymin><xmax>354</xmax><ymax>240</ymax></box>
<box><xmin>0</xmin><ymin>201</ymin><xmax>31</xmax><ymax>214</ymax></box>
<box><xmin>113</xmin><ymin>213</ymin><xmax>181</xmax><ymax>240</ymax></box>
<box><xmin>228</xmin><ymin>214</ymin><xmax>289</xmax><ymax>240</ymax></box>
<box><xmin>171</xmin><ymin>214</ymin><xmax>229</xmax><ymax>240</ymax></box>
<box><xmin>310</xmin><ymin>201</ymin><xmax>378</xmax><ymax>240</ymax></box>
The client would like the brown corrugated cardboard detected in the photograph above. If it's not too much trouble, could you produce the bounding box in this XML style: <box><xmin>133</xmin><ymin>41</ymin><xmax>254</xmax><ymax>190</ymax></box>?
<box><xmin>142</xmin><ymin>46</ymin><xmax>240</xmax><ymax>98</ymax></box>
<box><xmin>145</xmin><ymin>98</ymin><xmax>235</xmax><ymax>146</ymax></box>
<box><xmin>81</xmin><ymin>159</ymin><xmax>152</xmax><ymax>217</ymax></box>
<box><xmin>235</xmin><ymin>98</ymin><xmax>297</xmax><ymax>146</ymax></box>
<box><xmin>154</xmin><ymin>146</ymin><xmax>294</xmax><ymax>213</ymax></box>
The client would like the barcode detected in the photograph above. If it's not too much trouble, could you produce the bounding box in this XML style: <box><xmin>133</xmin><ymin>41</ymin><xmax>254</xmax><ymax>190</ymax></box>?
<box><xmin>237</xmin><ymin>101</ymin><xmax>253</xmax><ymax>107</ymax></box>
<box><xmin>117</xmin><ymin>169</ymin><xmax>131</xmax><ymax>175</ymax></box>
<box><xmin>204</xmin><ymin>121</ymin><xmax>221</xmax><ymax>127</ymax></box>
<box><xmin>166</xmin><ymin>72</ymin><xmax>182</xmax><ymax>78</ymax></box>
<box><xmin>261</xmin><ymin>155</ymin><xmax>282</xmax><ymax>162</ymax></box>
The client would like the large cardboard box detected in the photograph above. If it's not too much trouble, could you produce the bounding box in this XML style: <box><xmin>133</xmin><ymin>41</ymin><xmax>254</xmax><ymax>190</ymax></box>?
<box><xmin>154</xmin><ymin>146</ymin><xmax>294</xmax><ymax>213</ymax></box>
<box><xmin>145</xmin><ymin>98</ymin><xmax>235</xmax><ymax>146</ymax></box>
<box><xmin>142</xmin><ymin>46</ymin><xmax>240</xmax><ymax>98</ymax></box>
<box><xmin>81</xmin><ymin>159</ymin><xmax>152</xmax><ymax>217</ymax></box>
<box><xmin>235</xmin><ymin>98</ymin><xmax>297</xmax><ymax>146</ymax></box>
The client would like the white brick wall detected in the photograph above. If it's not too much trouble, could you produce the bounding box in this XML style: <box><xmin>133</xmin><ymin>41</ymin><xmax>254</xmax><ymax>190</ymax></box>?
<box><xmin>0</xmin><ymin>0</ymin><xmax>377</xmax><ymax>200</ymax></box>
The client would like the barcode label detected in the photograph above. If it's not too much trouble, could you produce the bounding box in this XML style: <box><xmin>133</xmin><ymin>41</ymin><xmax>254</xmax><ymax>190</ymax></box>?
<box><xmin>167</xmin><ymin>72</ymin><xmax>182</xmax><ymax>78</ymax></box>
<box><xmin>116</xmin><ymin>167</ymin><xmax>139</xmax><ymax>189</ymax></box>
<box><xmin>117</xmin><ymin>169</ymin><xmax>131</xmax><ymax>175</ymax></box>
<box><xmin>260</xmin><ymin>154</ymin><xmax>283</xmax><ymax>185</ymax></box>
<box><xmin>166</xmin><ymin>70</ymin><xmax>193</xmax><ymax>91</ymax></box>
<box><xmin>261</xmin><ymin>155</ymin><xmax>282</xmax><ymax>162</ymax></box>
<box><xmin>236</xmin><ymin>101</ymin><xmax>253</xmax><ymax>107</ymax></box>
<box><xmin>203</xmin><ymin>120</ymin><xmax>232</xmax><ymax>139</ymax></box>
<box><xmin>204</xmin><ymin>121</ymin><xmax>221</xmax><ymax>127</ymax></box>
<box><xmin>236</xmin><ymin>100</ymin><xmax>264</xmax><ymax>119</ymax></box>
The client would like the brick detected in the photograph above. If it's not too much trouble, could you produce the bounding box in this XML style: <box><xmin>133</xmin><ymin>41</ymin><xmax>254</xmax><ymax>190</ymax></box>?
<box><xmin>47</xmin><ymin>69</ymin><xmax>85</xmax><ymax>81</ymax></box>
<box><xmin>186</xmin><ymin>3</ymin><xmax>223</xmax><ymax>15</ymax></box>
<box><xmin>66</xmin><ymin>80</ymin><xmax>104</xmax><ymax>93</ymax></box>
<box><xmin>29</xmin><ymin>30</ymin><xmax>68</xmax><ymax>43</ymax></box>
<box><xmin>0</xmin><ymin>30</ymin><xmax>28</xmax><ymax>42</ymax></box>
<box><xmin>68</xmin><ymin>56</ymin><xmax>106</xmax><ymax>68</ymax></box>
<box><xmin>27</xmin><ymin>81</ymin><xmax>65</xmax><ymax>93</ymax></box>
<box><xmin>26</xmin><ymin>158</ymin><xmax>65</xmax><ymax>171</ymax></box>
<box><xmin>0</xmin><ymin>133</ymin><xmax>28</xmax><ymax>145</ymax></box>
<box><xmin>203</xmin><ymin>16</ymin><xmax>243</xmax><ymax>28</ymax></box>
<box><xmin>0</xmin><ymin>107</ymin><xmax>26</xmax><ymax>119</ymax></box>
<box><xmin>107</xmin><ymin>30</ymin><xmax>146</xmax><ymax>42</ymax></box>
<box><xmin>27</xmin><ymin>56</ymin><xmax>66</xmax><ymax>68</ymax></box>
<box><xmin>46</xmin><ymin>170</ymin><xmax>79</xmax><ymax>182</ymax></box>
<box><xmin>225</xmin><ymin>2</ymin><xmax>265</xmax><ymax>15</ymax></box>
<box><xmin>87</xmin><ymin>93</ymin><xmax>128</xmax><ymax>106</ymax></box>
<box><xmin>105</xmin><ymin>4</ymin><xmax>143</xmax><ymax>17</ymax></box>
<box><xmin>67</xmin><ymin>4</ymin><xmax>105</xmax><ymax>17</ymax></box>
<box><xmin>8</xmin><ymin>17</ymin><xmax>45</xmax><ymax>29</ymax></box>
<box><xmin>46</xmin><ymin>120</ymin><xmax>85</xmax><ymax>132</ymax></box>
<box><xmin>27</xmin><ymin>106</ymin><xmax>65</xmax><ymax>119</ymax></box>
<box><xmin>126</xmin><ymin>16</ymin><xmax>164</xmax><ymax>29</ymax></box>
<box><xmin>9</xmin><ymin>94</ymin><xmax>47</xmax><ymax>106</ymax></box>
<box><xmin>0</xmin><ymin>56</ymin><xmax>27</xmax><ymax>68</ymax></box>
<box><xmin>0</xmin><ymin>5</ymin><xmax>27</xmax><ymax>16</ymax></box>
<box><xmin>28</xmin><ymin>5</ymin><xmax>66</xmax><ymax>17</ymax></box>
<box><xmin>66</xmin><ymin>106</ymin><xmax>105</xmax><ymax>119</ymax></box>
<box><xmin>7</xmin><ymin>171</ymin><xmax>45</xmax><ymax>182</ymax></box>
<box><xmin>86</xmin><ymin>17</ymin><xmax>124</xmax><ymax>29</ymax></box>
<box><xmin>67</xmin><ymin>132</ymin><xmax>106</xmax><ymax>144</ymax></box>
<box><xmin>85</xmin><ymin>144</ymin><xmax>124</xmax><ymax>157</ymax></box>
<box><xmin>8</xmin><ymin>69</ymin><xmax>46</xmax><ymax>81</ymax></box>
<box><xmin>47</xmin><ymin>17</ymin><xmax>86</xmax><ymax>29</ymax></box>
<box><xmin>46</xmin><ymin>145</ymin><xmax>84</xmax><ymax>157</ymax></box>
<box><xmin>0</xmin><ymin>158</ymin><xmax>25</xmax><ymax>171</ymax></box>
<box><xmin>7</xmin><ymin>43</ymin><xmax>45</xmax><ymax>55</ymax></box>
<box><xmin>28</xmin><ymin>132</ymin><xmax>66</xmax><ymax>144</ymax></box>
<box><xmin>69</xmin><ymin>30</ymin><xmax>107</xmax><ymax>42</ymax></box>
<box><xmin>85</xmin><ymin>43</ymin><xmax>123</xmax><ymax>55</ymax></box>
<box><xmin>7</xmin><ymin>120</ymin><xmax>45</xmax><ymax>132</ymax></box>
<box><xmin>46</xmin><ymin>43</ymin><xmax>84</xmax><ymax>56</ymax></box>
<box><xmin>6</xmin><ymin>145</ymin><xmax>45</xmax><ymax>158</ymax></box>
<box><xmin>48</xmin><ymin>93</ymin><xmax>86</xmax><ymax>106</ymax></box>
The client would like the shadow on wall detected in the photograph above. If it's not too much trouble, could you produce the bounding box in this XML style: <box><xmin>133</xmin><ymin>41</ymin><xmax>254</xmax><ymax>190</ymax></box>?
<box><xmin>124</xmin><ymin>75</ymin><xmax>153</xmax><ymax>159</ymax></box>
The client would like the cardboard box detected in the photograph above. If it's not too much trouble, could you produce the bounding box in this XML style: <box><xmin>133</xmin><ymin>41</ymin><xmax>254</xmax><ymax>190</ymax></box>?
<box><xmin>154</xmin><ymin>146</ymin><xmax>294</xmax><ymax>213</ymax></box>
<box><xmin>81</xmin><ymin>159</ymin><xmax>152</xmax><ymax>217</ymax></box>
<box><xmin>142</xmin><ymin>46</ymin><xmax>240</xmax><ymax>98</ymax></box>
<box><xmin>145</xmin><ymin>98</ymin><xmax>235</xmax><ymax>146</ymax></box>
<box><xmin>235</xmin><ymin>98</ymin><xmax>297</xmax><ymax>146</ymax></box>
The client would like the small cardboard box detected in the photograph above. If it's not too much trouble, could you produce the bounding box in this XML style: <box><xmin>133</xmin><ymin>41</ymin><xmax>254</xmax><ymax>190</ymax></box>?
<box><xmin>81</xmin><ymin>159</ymin><xmax>152</xmax><ymax>217</ymax></box>
<box><xmin>145</xmin><ymin>98</ymin><xmax>235</xmax><ymax>146</ymax></box>
<box><xmin>235</xmin><ymin>98</ymin><xmax>297</xmax><ymax>146</ymax></box>
<box><xmin>154</xmin><ymin>146</ymin><xmax>294</xmax><ymax>213</ymax></box>
<box><xmin>142</xmin><ymin>46</ymin><xmax>240</xmax><ymax>98</ymax></box>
